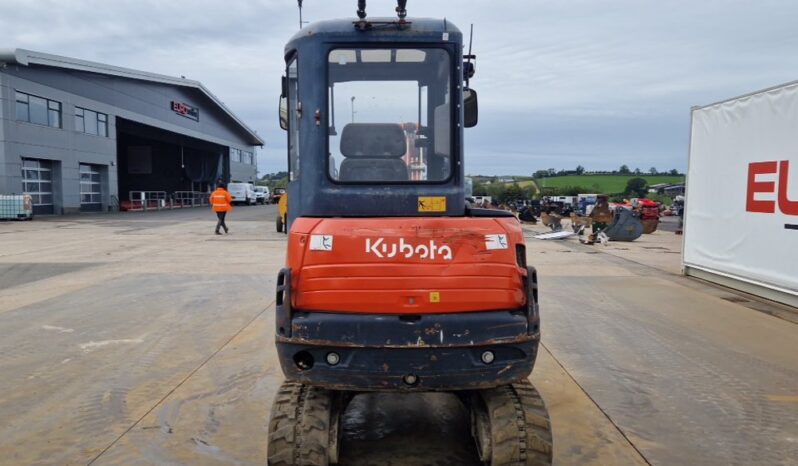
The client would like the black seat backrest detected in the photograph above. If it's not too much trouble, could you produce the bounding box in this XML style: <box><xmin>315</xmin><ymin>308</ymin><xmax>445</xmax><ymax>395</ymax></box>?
<box><xmin>339</xmin><ymin>158</ymin><xmax>409</xmax><ymax>182</ymax></box>
<box><xmin>338</xmin><ymin>123</ymin><xmax>409</xmax><ymax>182</ymax></box>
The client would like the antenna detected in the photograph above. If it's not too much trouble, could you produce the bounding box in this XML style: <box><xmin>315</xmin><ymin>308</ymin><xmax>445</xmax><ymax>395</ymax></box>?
<box><xmin>297</xmin><ymin>0</ymin><xmax>308</xmax><ymax>29</ymax></box>
<box><xmin>465</xmin><ymin>23</ymin><xmax>475</xmax><ymax>87</ymax></box>
<box><xmin>468</xmin><ymin>24</ymin><xmax>474</xmax><ymax>58</ymax></box>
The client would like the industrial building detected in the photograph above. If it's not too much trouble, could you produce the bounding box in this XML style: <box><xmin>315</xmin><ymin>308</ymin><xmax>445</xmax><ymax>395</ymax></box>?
<box><xmin>0</xmin><ymin>49</ymin><xmax>263</xmax><ymax>214</ymax></box>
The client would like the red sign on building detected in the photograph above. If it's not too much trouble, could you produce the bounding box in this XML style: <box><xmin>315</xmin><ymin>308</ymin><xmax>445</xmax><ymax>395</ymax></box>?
<box><xmin>171</xmin><ymin>101</ymin><xmax>199</xmax><ymax>121</ymax></box>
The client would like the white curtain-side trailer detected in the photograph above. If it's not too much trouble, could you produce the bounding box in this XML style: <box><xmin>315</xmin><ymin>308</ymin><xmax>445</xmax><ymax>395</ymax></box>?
<box><xmin>684</xmin><ymin>81</ymin><xmax>798</xmax><ymax>307</ymax></box>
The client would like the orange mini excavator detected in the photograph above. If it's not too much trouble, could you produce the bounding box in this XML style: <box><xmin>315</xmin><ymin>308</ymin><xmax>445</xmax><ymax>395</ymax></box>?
<box><xmin>267</xmin><ymin>2</ymin><xmax>552</xmax><ymax>465</ymax></box>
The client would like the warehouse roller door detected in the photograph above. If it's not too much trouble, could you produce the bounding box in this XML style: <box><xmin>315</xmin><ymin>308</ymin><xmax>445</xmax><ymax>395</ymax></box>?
<box><xmin>21</xmin><ymin>158</ymin><xmax>54</xmax><ymax>215</ymax></box>
<box><xmin>79</xmin><ymin>164</ymin><xmax>102</xmax><ymax>212</ymax></box>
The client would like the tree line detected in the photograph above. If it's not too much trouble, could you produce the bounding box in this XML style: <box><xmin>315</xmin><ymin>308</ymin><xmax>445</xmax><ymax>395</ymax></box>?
<box><xmin>533</xmin><ymin>165</ymin><xmax>682</xmax><ymax>178</ymax></box>
<box><xmin>258</xmin><ymin>171</ymin><xmax>289</xmax><ymax>189</ymax></box>
<box><xmin>260</xmin><ymin>164</ymin><xmax>684</xmax><ymax>204</ymax></box>
<box><xmin>473</xmin><ymin>176</ymin><xmax>682</xmax><ymax>204</ymax></box>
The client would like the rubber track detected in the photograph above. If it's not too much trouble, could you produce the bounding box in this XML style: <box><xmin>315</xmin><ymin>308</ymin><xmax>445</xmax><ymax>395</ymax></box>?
<box><xmin>482</xmin><ymin>380</ymin><xmax>553</xmax><ymax>466</ymax></box>
<box><xmin>267</xmin><ymin>382</ymin><xmax>334</xmax><ymax>466</ymax></box>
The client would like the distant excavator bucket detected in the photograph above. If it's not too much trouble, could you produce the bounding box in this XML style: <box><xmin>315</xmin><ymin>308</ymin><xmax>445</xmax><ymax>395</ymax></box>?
<box><xmin>641</xmin><ymin>219</ymin><xmax>659</xmax><ymax>234</ymax></box>
<box><xmin>602</xmin><ymin>207</ymin><xmax>644</xmax><ymax>242</ymax></box>
<box><xmin>541</xmin><ymin>212</ymin><xmax>563</xmax><ymax>231</ymax></box>
<box><xmin>589</xmin><ymin>195</ymin><xmax>613</xmax><ymax>224</ymax></box>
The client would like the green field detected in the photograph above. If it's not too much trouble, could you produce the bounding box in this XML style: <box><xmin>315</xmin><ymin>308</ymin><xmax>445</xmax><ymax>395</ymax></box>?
<box><xmin>534</xmin><ymin>175</ymin><xmax>684</xmax><ymax>194</ymax></box>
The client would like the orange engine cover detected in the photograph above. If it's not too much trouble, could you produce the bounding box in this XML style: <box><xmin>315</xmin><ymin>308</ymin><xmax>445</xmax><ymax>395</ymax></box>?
<box><xmin>286</xmin><ymin>217</ymin><xmax>527</xmax><ymax>314</ymax></box>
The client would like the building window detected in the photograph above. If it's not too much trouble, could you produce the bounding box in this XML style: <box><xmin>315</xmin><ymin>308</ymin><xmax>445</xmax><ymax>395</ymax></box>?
<box><xmin>22</xmin><ymin>159</ymin><xmax>54</xmax><ymax>207</ymax></box>
<box><xmin>80</xmin><ymin>164</ymin><xmax>102</xmax><ymax>211</ymax></box>
<box><xmin>75</xmin><ymin>107</ymin><xmax>108</xmax><ymax>137</ymax></box>
<box><xmin>98</xmin><ymin>113</ymin><xmax>108</xmax><ymax>137</ymax></box>
<box><xmin>231</xmin><ymin>148</ymin><xmax>242</xmax><ymax>163</ymax></box>
<box><xmin>74</xmin><ymin>108</ymin><xmax>83</xmax><ymax>132</ymax></box>
<box><xmin>15</xmin><ymin>91</ymin><xmax>61</xmax><ymax>128</ymax></box>
<box><xmin>243</xmin><ymin>151</ymin><xmax>254</xmax><ymax>165</ymax></box>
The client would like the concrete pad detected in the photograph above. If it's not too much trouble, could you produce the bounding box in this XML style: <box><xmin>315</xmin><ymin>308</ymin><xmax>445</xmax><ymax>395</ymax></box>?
<box><xmin>0</xmin><ymin>262</ymin><xmax>99</xmax><ymax>289</ymax></box>
<box><xmin>1</xmin><ymin>207</ymin><xmax>795</xmax><ymax>466</ymax></box>
<box><xmin>93</xmin><ymin>312</ymin><xmax>280</xmax><ymax>466</ymax></box>
<box><xmin>532</xmin><ymin>345</ymin><xmax>647</xmax><ymax>466</ymax></box>
<box><xmin>0</xmin><ymin>273</ymin><xmax>273</xmax><ymax>465</ymax></box>
<box><xmin>94</xmin><ymin>309</ymin><xmax>646</xmax><ymax>466</ymax></box>
<box><xmin>541</xmin><ymin>274</ymin><xmax>798</xmax><ymax>465</ymax></box>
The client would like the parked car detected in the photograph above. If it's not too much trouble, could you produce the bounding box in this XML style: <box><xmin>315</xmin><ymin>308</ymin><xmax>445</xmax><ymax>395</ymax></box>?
<box><xmin>270</xmin><ymin>188</ymin><xmax>286</xmax><ymax>204</ymax></box>
<box><xmin>253</xmin><ymin>186</ymin><xmax>270</xmax><ymax>205</ymax></box>
<box><xmin>228</xmin><ymin>182</ymin><xmax>256</xmax><ymax>205</ymax></box>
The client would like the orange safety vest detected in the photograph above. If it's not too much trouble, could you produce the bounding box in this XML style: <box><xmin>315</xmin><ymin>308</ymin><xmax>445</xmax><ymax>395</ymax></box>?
<box><xmin>209</xmin><ymin>188</ymin><xmax>232</xmax><ymax>213</ymax></box>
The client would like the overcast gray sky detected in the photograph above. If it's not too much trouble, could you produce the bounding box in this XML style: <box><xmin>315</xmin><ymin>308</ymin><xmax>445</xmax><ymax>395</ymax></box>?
<box><xmin>3</xmin><ymin>0</ymin><xmax>797</xmax><ymax>176</ymax></box>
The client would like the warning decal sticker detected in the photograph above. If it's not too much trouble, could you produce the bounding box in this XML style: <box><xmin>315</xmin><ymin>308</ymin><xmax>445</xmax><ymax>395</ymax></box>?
<box><xmin>418</xmin><ymin>196</ymin><xmax>447</xmax><ymax>212</ymax></box>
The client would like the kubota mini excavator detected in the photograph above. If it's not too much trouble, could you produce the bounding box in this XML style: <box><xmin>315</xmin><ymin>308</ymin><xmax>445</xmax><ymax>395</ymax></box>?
<box><xmin>268</xmin><ymin>2</ymin><xmax>553</xmax><ymax>465</ymax></box>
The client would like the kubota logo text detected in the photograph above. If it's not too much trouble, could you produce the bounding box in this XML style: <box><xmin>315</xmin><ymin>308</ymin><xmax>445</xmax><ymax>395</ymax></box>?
<box><xmin>365</xmin><ymin>238</ymin><xmax>453</xmax><ymax>260</ymax></box>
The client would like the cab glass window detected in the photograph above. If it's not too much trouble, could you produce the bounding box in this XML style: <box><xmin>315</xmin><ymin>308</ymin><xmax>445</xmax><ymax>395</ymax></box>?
<box><xmin>287</xmin><ymin>57</ymin><xmax>300</xmax><ymax>181</ymax></box>
<box><xmin>327</xmin><ymin>48</ymin><xmax>451</xmax><ymax>183</ymax></box>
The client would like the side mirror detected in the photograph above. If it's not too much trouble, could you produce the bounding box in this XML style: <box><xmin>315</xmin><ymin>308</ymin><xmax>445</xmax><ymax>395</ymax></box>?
<box><xmin>464</xmin><ymin>88</ymin><xmax>478</xmax><ymax>128</ymax></box>
<box><xmin>279</xmin><ymin>96</ymin><xmax>288</xmax><ymax>131</ymax></box>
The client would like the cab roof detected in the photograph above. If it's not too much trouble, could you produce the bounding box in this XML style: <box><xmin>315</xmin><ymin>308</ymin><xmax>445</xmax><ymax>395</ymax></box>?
<box><xmin>285</xmin><ymin>17</ymin><xmax>462</xmax><ymax>56</ymax></box>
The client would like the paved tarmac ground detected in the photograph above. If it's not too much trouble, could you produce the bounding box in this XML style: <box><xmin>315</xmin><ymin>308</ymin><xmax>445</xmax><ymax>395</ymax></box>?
<box><xmin>0</xmin><ymin>207</ymin><xmax>796</xmax><ymax>466</ymax></box>
<box><xmin>653</xmin><ymin>215</ymin><xmax>681</xmax><ymax>232</ymax></box>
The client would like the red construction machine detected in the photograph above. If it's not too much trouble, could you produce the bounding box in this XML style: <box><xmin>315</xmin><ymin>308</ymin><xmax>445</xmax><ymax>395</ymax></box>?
<box><xmin>267</xmin><ymin>2</ymin><xmax>553</xmax><ymax>464</ymax></box>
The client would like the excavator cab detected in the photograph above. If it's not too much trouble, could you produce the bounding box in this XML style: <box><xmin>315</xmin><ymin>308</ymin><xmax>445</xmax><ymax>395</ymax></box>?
<box><xmin>268</xmin><ymin>3</ymin><xmax>552</xmax><ymax>465</ymax></box>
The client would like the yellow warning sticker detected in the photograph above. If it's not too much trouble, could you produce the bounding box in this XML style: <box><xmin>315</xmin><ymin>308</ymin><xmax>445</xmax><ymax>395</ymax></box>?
<box><xmin>418</xmin><ymin>196</ymin><xmax>447</xmax><ymax>212</ymax></box>
<box><xmin>429</xmin><ymin>291</ymin><xmax>441</xmax><ymax>303</ymax></box>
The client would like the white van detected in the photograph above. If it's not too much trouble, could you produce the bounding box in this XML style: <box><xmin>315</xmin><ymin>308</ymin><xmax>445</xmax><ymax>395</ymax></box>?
<box><xmin>227</xmin><ymin>182</ymin><xmax>256</xmax><ymax>205</ymax></box>
<box><xmin>253</xmin><ymin>186</ymin><xmax>270</xmax><ymax>205</ymax></box>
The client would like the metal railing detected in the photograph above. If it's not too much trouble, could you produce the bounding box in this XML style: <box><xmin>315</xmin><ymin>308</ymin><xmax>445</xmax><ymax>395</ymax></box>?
<box><xmin>123</xmin><ymin>191</ymin><xmax>209</xmax><ymax>211</ymax></box>
<box><xmin>128</xmin><ymin>191</ymin><xmax>167</xmax><ymax>211</ymax></box>
<box><xmin>109</xmin><ymin>195</ymin><xmax>120</xmax><ymax>212</ymax></box>
<box><xmin>173</xmin><ymin>191</ymin><xmax>209</xmax><ymax>208</ymax></box>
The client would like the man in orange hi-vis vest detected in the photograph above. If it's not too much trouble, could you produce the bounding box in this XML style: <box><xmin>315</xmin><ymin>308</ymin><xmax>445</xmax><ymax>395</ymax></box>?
<box><xmin>209</xmin><ymin>182</ymin><xmax>233</xmax><ymax>235</ymax></box>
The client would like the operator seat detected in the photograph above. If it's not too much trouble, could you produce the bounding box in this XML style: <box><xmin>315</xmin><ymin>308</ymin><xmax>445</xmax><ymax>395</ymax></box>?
<box><xmin>339</xmin><ymin>123</ymin><xmax>409</xmax><ymax>182</ymax></box>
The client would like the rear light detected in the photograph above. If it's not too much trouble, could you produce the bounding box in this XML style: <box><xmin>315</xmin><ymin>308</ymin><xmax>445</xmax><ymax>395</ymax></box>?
<box><xmin>402</xmin><ymin>374</ymin><xmax>419</xmax><ymax>386</ymax></box>
<box><xmin>326</xmin><ymin>352</ymin><xmax>340</xmax><ymax>366</ymax></box>
<box><xmin>515</xmin><ymin>244</ymin><xmax>527</xmax><ymax>268</ymax></box>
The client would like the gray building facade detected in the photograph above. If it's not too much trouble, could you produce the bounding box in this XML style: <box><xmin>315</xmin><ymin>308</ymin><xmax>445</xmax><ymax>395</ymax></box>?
<box><xmin>0</xmin><ymin>49</ymin><xmax>263</xmax><ymax>214</ymax></box>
